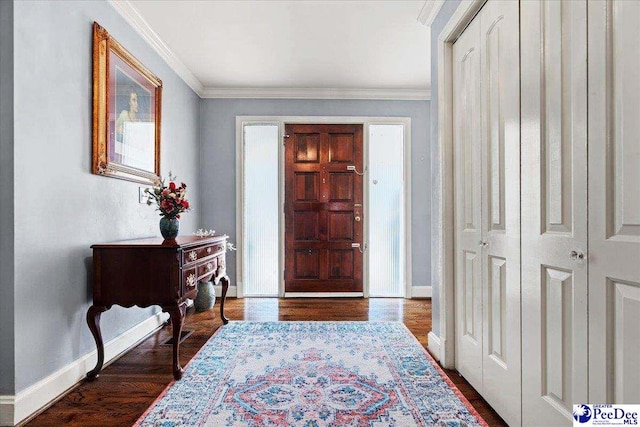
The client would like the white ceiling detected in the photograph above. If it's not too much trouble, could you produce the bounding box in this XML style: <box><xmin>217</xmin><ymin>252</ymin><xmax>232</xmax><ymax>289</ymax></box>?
<box><xmin>115</xmin><ymin>0</ymin><xmax>430</xmax><ymax>99</ymax></box>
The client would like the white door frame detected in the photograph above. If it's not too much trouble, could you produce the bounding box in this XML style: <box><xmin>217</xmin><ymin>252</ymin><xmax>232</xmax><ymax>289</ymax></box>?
<box><xmin>433</xmin><ymin>0</ymin><xmax>486</xmax><ymax>369</ymax></box>
<box><xmin>236</xmin><ymin>116</ymin><xmax>412</xmax><ymax>299</ymax></box>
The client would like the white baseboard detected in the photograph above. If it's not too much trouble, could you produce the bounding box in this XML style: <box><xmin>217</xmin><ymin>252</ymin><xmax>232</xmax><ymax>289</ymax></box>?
<box><xmin>411</xmin><ymin>286</ymin><xmax>432</xmax><ymax>298</ymax></box>
<box><xmin>214</xmin><ymin>284</ymin><xmax>237</xmax><ymax>298</ymax></box>
<box><xmin>427</xmin><ymin>331</ymin><xmax>441</xmax><ymax>361</ymax></box>
<box><xmin>0</xmin><ymin>396</ymin><xmax>14</xmax><ymax>426</ymax></box>
<box><xmin>2</xmin><ymin>312</ymin><xmax>168</xmax><ymax>426</ymax></box>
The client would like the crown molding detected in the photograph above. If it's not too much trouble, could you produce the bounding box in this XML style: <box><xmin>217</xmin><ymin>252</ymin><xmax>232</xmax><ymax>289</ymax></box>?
<box><xmin>201</xmin><ymin>87</ymin><xmax>430</xmax><ymax>100</ymax></box>
<box><xmin>417</xmin><ymin>0</ymin><xmax>445</xmax><ymax>27</ymax></box>
<box><xmin>108</xmin><ymin>0</ymin><xmax>205</xmax><ymax>96</ymax></box>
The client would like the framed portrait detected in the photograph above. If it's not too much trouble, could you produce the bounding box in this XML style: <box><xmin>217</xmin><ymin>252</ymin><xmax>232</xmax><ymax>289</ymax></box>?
<box><xmin>92</xmin><ymin>22</ymin><xmax>162</xmax><ymax>185</ymax></box>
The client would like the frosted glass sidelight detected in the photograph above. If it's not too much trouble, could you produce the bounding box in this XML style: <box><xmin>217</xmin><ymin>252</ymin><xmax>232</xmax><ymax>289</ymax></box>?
<box><xmin>368</xmin><ymin>125</ymin><xmax>405</xmax><ymax>297</ymax></box>
<box><xmin>243</xmin><ymin>125</ymin><xmax>279</xmax><ymax>296</ymax></box>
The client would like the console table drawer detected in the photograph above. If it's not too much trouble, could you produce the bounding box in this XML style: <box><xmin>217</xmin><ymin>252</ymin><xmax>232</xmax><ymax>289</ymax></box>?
<box><xmin>197</xmin><ymin>258</ymin><xmax>217</xmax><ymax>279</ymax></box>
<box><xmin>184</xmin><ymin>243</ymin><xmax>225</xmax><ymax>264</ymax></box>
<box><xmin>183</xmin><ymin>267</ymin><xmax>197</xmax><ymax>292</ymax></box>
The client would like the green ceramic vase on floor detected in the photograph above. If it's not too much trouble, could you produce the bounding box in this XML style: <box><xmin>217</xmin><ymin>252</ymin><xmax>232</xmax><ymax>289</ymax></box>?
<box><xmin>195</xmin><ymin>281</ymin><xmax>216</xmax><ymax>312</ymax></box>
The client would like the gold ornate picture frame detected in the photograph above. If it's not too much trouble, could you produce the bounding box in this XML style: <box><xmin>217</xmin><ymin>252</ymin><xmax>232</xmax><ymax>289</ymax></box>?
<box><xmin>92</xmin><ymin>22</ymin><xmax>162</xmax><ymax>185</ymax></box>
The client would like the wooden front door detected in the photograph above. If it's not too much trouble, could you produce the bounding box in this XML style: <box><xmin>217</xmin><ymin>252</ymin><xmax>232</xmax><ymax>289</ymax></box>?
<box><xmin>284</xmin><ymin>124</ymin><xmax>363</xmax><ymax>293</ymax></box>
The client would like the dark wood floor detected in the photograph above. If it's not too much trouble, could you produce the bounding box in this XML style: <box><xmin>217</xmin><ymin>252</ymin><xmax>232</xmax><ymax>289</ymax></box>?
<box><xmin>25</xmin><ymin>298</ymin><xmax>506</xmax><ymax>426</ymax></box>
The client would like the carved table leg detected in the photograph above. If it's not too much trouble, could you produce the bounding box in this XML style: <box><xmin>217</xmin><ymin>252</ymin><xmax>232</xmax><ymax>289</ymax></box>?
<box><xmin>86</xmin><ymin>305</ymin><xmax>108</xmax><ymax>380</ymax></box>
<box><xmin>220</xmin><ymin>275</ymin><xmax>230</xmax><ymax>325</ymax></box>
<box><xmin>163</xmin><ymin>303</ymin><xmax>186</xmax><ymax>380</ymax></box>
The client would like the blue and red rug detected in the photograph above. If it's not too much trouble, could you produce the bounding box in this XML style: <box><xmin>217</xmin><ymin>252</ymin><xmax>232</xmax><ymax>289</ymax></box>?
<box><xmin>135</xmin><ymin>322</ymin><xmax>486</xmax><ymax>426</ymax></box>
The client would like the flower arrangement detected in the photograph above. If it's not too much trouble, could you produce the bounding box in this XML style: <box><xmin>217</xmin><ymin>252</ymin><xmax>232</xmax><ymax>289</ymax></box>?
<box><xmin>145</xmin><ymin>173</ymin><xmax>191</xmax><ymax>219</ymax></box>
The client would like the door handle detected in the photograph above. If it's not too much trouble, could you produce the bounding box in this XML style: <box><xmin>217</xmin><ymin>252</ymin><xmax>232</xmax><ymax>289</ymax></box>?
<box><xmin>352</xmin><ymin>243</ymin><xmax>367</xmax><ymax>254</ymax></box>
<box><xmin>354</xmin><ymin>215</ymin><xmax>361</xmax><ymax>222</ymax></box>
<box><xmin>570</xmin><ymin>250</ymin><xmax>585</xmax><ymax>261</ymax></box>
<box><xmin>347</xmin><ymin>165</ymin><xmax>367</xmax><ymax>176</ymax></box>
<box><xmin>478</xmin><ymin>241</ymin><xmax>489</xmax><ymax>248</ymax></box>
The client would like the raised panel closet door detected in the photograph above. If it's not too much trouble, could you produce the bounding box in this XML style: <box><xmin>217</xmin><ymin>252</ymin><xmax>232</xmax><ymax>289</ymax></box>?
<box><xmin>478</xmin><ymin>1</ymin><xmax>521</xmax><ymax>425</ymax></box>
<box><xmin>588</xmin><ymin>0</ymin><xmax>640</xmax><ymax>404</ymax></box>
<box><xmin>521</xmin><ymin>1</ymin><xmax>588</xmax><ymax>425</ymax></box>
<box><xmin>453</xmin><ymin>14</ymin><xmax>484</xmax><ymax>394</ymax></box>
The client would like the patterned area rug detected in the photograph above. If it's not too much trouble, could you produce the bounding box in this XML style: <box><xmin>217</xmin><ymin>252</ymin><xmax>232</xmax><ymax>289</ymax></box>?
<box><xmin>135</xmin><ymin>322</ymin><xmax>486</xmax><ymax>426</ymax></box>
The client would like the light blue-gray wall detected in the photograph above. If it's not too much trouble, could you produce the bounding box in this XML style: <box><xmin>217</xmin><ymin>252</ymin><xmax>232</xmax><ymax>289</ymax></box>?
<box><xmin>0</xmin><ymin>0</ymin><xmax>15</xmax><ymax>396</ymax></box>
<box><xmin>11</xmin><ymin>0</ymin><xmax>200</xmax><ymax>393</ymax></box>
<box><xmin>430</xmin><ymin>0</ymin><xmax>462</xmax><ymax>336</ymax></box>
<box><xmin>199</xmin><ymin>99</ymin><xmax>431</xmax><ymax>289</ymax></box>
<box><xmin>3</xmin><ymin>0</ymin><xmax>434</xmax><ymax>399</ymax></box>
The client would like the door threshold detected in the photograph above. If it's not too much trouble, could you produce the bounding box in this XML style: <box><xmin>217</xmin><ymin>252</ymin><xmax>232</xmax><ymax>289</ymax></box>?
<box><xmin>284</xmin><ymin>292</ymin><xmax>364</xmax><ymax>298</ymax></box>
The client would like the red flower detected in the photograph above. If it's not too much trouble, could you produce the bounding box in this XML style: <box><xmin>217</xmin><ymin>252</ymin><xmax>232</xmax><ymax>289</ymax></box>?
<box><xmin>176</xmin><ymin>214</ymin><xmax>181</xmax><ymax>219</ymax></box>
<box><xmin>169</xmin><ymin>182</ymin><xmax>176</xmax><ymax>191</ymax></box>
<box><xmin>183</xmin><ymin>200</ymin><xmax>189</xmax><ymax>209</ymax></box>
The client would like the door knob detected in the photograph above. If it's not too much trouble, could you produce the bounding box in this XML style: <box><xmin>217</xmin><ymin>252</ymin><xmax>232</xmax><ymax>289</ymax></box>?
<box><xmin>478</xmin><ymin>241</ymin><xmax>489</xmax><ymax>248</ymax></box>
<box><xmin>355</xmin><ymin>216</ymin><xmax>361</xmax><ymax>222</ymax></box>
<box><xmin>570</xmin><ymin>250</ymin><xmax>585</xmax><ymax>261</ymax></box>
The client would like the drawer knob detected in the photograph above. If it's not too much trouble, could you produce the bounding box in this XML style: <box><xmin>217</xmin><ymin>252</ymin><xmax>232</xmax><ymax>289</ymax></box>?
<box><xmin>207</xmin><ymin>247</ymin><xmax>212</xmax><ymax>254</ymax></box>
<box><xmin>186</xmin><ymin>273</ymin><xmax>195</xmax><ymax>287</ymax></box>
<box><xmin>206</xmin><ymin>263</ymin><xmax>213</xmax><ymax>271</ymax></box>
<box><xmin>189</xmin><ymin>251</ymin><xmax>197</xmax><ymax>261</ymax></box>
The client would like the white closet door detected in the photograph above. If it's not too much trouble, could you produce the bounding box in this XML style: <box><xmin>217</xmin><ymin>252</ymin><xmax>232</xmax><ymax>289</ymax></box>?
<box><xmin>478</xmin><ymin>1</ymin><xmax>521</xmax><ymax>425</ymax></box>
<box><xmin>588</xmin><ymin>0</ymin><xmax>640</xmax><ymax>404</ymax></box>
<box><xmin>521</xmin><ymin>1</ymin><xmax>588</xmax><ymax>425</ymax></box>
<box><xmin>453</xmin><ymin>14</ymin><xmax>483</xmax><ymax>393</ymax></box>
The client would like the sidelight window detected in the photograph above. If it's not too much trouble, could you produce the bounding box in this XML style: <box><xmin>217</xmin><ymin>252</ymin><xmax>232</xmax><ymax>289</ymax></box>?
<box><xmin>368</xmin><ymin>124</ymin><xmax>406</xmax><ymax>297</ymax></box>
<box><xmin>242</xmin><ymin>124</ymin><xmax>280</xmax><ymax>296</ymax></box>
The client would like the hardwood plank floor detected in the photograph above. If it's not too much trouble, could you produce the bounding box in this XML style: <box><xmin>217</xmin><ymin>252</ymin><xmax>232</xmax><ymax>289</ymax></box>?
<box><xmin>25</xmin><ymin>298</ymin><xmax>506</xmax><ymax>426</ymax></box>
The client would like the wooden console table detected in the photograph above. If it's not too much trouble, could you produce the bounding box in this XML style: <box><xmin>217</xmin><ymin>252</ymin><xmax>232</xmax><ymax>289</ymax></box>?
<box><xmin>86</xmin><ymin>235</ymin><xmax>229</xmax><ymax>380</ymax></box>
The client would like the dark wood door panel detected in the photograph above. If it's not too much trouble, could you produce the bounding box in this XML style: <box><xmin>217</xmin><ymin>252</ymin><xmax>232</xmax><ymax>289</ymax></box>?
<box><xmin>328</xmin><ymin>133</ymin><xmax>355</xmax><ymax>163</ymax></box>
<box><xmin>294</xmin><ymin>172</ymin><xmax>320</xmax><ymax>201</ymax></box>
<box><xmin>294</xmin><ymin>133</ymin><xmax>320</xmax><ymax>163</ymax></box>
<box><xmin>285</xmin><ymin>123</ymin><xmax>363</xmax><ymax>293</ymax></box>
<box><xmin>328</xmin><ymin>172</ymin><xmax>354</xmax><ymax>202</ymax></box>
<box><xmin>293</xmin><ymin>211</ymin><xmax>321</xmax><ymax>241</ymax></box>
<box><xmin>293</xmin><ymin>249</ymin><xmax>321</xmax><ymax>279</ymax></box>
<box><xmin>328</xmin><ymin>249</ymin><xmax>354</xmax><ymax>279</ymax></box>
<box><xmin>328</xmin><ymin>211</ymin><xmax>354</xmax><ymax>241</ymax></box>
